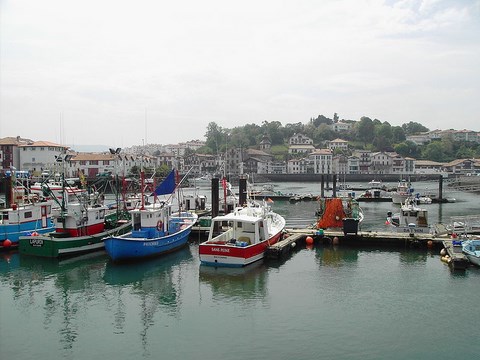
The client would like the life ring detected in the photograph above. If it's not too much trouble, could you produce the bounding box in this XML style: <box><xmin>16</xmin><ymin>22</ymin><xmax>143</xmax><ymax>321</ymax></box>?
<box><xmin>156</xmin><ymin>220</ymin><xmax>163</xmax><ymax>231</ymax></box>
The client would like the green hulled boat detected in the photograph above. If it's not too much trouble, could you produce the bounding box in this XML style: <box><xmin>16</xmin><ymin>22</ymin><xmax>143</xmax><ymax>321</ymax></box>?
<box><xmin>19</xmin><ymin>185</ymin><xmax>131</xmax><ymax>258</ymax></box>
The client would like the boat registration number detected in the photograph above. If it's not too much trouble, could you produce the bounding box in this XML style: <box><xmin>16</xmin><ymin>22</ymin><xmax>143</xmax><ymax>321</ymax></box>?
<box><xmin>29</xmin><ymin>238</ymin><xmax>44</xmax><ymax>247</ymax></box>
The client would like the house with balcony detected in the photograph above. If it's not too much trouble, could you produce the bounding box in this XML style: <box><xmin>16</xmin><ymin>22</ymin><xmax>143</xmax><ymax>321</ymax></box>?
<box><xmin>370</xmin><ymin>152</ymin><xmax>393</xmax><ymax>174</ymax></box>
<box><xmin>309</xmin><ymin>149</ymin><xmax>333</xmax><ymax>175</ymax></box>
<box><xmin>287</xmin><ymin>158</ymin><xmax>309</xmax><ymax>174</ymax></box>
<box><xmin>327</xmin><ymin>138</ymin><xmax>349</xmax><ymax>152</ymax></box>
<box><xmin>288</xmin><ymin>133</ymin><xmax>315</xmax><ymax>155</ymax></box>
<box><xmin>353</xmin><ymin>150</ymin><xmax>372</xmax><ymax>174</ymax></box>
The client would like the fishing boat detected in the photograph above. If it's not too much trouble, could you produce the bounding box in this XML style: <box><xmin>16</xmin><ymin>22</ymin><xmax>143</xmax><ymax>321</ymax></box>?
<box><xmin>368</xmin><ymin>179</ymin><xmax>383</xmax><ymax>189</ymax></box>
<box><xmin>386</xmin><ymin>197</ymin><xmax>432</xmax><ymax>234</ymax></box>
<box><xmin>199</xmin><ymin>201</ymin><xmax>286</xmax><ymax>267</ymax></box>
<box><xmin>1</xmin><ymin>173</ymin><xmax>55</xmax><ymax>249</ymax></box>
<box><xmin>391</xmin><ymin>180</ymin><xmax>413</xmax><ymax>204</ymax></box>
<box><xmin>18</xmin><ymin>179</ymin><xmax>131</xmax><ymax>258</ymax></box>
<box><xmin>461</xmin><ymin>239</ymin><xmax>480</xmax><ymax>266</ymax></box>
<box><xmin>104</xmin><ymin>169</ymin><xmax>198</xmax><ymax>262</ymax></box>
<box><xmin>30</xmin><ymin>179</ymin><xmax>83</xmax><ymax>202</ymax></box>
<box><xmin>315</xmin><ymin>197</ymin><xmax>364</xmax><ymax>235</ymax></box>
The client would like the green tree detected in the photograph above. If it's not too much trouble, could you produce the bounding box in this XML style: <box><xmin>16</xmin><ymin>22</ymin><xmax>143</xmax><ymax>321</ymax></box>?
<box><xmin>313</xmin><ymin>123</ymin><xmax>336</xmax><ymax>143</ymax></box>
<box><xmin>456</xmin><ymin>144</ymin><xmax>475</xmax><ymax>159</ymax></box>
<box><xmin>421</xmin><ymin>141</ymin><xmax>448</xmax><ymax>162</ymax></box>
<box><xmin>284</xmin><ymin>122</ymin><xmax>304</xmax><ymax>138</ymax></box>
<box><xmin>356</xmin><ymin>117</ymin><xmax>375</xmax><ymax>145</ymax></box>
<box><xmin>402</xmin><ymin>121</ymin><xmax>429</xmax><ymax>135</ymax></box>
<box><xmin>310</xmin><ymin>114</ymin><xmax>332</xmax><ymax>127</ymax></box>
<box><xmin>373</xmin><ymin>122</ymin><xmax>393</xmax><ymax>151</ymax></box>
<box><xmin>391</xmin><ymin>126</ymin><xmax>406</xmax><ymax>143</ymax></box>
<box><xmin>204</xmin><ymin>122</ymin><xmax>224</xmax><ymax>154</ymax></box>
<box><xmin>261</xmin><ymin>120</ymin><xmax>284</xmax><ymax>145</ymax></box>
<box><xmin>394</xmin><ymin>141</ymin><xmax>420</xmax><ymax>158</ymax></box>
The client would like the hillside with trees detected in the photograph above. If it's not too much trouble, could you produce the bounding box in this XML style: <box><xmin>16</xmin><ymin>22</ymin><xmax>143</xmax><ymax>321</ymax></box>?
<box><xmin>199</xmin><ymin>114</ymin><xmax>480</xmax><ymax>162</ymax></box>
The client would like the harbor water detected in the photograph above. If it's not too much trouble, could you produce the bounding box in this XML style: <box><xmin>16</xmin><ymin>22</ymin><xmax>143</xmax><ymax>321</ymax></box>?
<box><xmin>2</xmin><ymin>181</ymin><xmax>480</xmax><ymax>360</ymax></box>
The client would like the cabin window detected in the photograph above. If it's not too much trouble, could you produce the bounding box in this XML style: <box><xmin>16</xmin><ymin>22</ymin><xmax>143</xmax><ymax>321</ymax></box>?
<box><xmin>99</xmin><ymin>209</ymin><xmax>105</xmax><ymax>219</ymax></box>
<box><xmin>24</xmin><ymin>211</ymin><xmax>33</xmax><ymax>219</ymax></box>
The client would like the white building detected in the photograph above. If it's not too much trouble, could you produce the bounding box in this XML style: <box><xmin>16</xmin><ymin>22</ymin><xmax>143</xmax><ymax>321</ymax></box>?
<box><xmin>330</xmin><ymin>121</ymin><xmax>353</xmax><ymax>132</ymax></box>
<box><xmin>370</xmin><ymin>152</ymin><xmax>393</xmax><ymax>174</ymax></box>
<box><xmin>309</xmin><ymin>149</ymin><xmax>333</xmax><ymax>174</ymax></box>
<box><xmin>327</xmin><ymin>138</ymin><xmax>349</xmax><ymax>151</ymax></box>
<box><xmin>18</xmin><ymin>141</ymin><xmax>70</xmax><ymax>175</ymax></box>
<box><xmin>287</xmin><ymin>158</ymin><xmax>309</xmax><ymax>174</ymax></box>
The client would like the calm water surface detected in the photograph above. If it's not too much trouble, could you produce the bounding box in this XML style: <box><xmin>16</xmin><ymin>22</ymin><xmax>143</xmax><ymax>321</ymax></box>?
<box><xmin>1</xmin><ymin>181</ymin><xmax>480</xmax><ymax>360</ymax></box>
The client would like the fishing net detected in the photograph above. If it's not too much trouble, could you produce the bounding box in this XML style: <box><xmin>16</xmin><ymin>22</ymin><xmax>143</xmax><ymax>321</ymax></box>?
<box><xmin>316</xmin><ymin>198</ymin><xmax>346</xmax><ymax>229</ymax></box>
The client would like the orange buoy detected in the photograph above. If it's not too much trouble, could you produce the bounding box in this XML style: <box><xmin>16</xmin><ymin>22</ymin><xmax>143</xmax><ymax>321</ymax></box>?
<box><xmin>3</xmin><ymin>239</ymin><xmax>12</xmax><ymax>248</ymax></box>
<box><xmin>305</xmin><ymin>236</ymin><xmax>314</xmax><ymax>245</ymax></box>
<box><xmin>427</xmin><ymin>240</ymin><xmax>433</xmax><ymax>248</ymax></box>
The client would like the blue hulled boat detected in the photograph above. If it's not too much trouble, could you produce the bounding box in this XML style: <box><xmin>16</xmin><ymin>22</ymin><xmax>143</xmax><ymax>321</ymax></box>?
<box><xmin>103</xmin><ymin>169</ymin><xmax>198</xmax><ymax>262</ymax></box>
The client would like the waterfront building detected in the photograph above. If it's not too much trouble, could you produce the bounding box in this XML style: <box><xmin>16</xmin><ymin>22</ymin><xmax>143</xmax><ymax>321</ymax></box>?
<box><xmin>332</xmin><ymin>154</ymin><xmax>349</xmax><ymax>175</ymax></box>
<box><xmin>353</xmin><ymin>150</ymin><xmax>372</xmax><ymax>174</ymax></box>
<box><xmin>443</xmin><ymin>159</ymin><xmax>475</xmax><ymax>175</ymax></box>
<box><xmin>348</xmin><ymin>156</ymin><xmax>360</xmax><ymax>174</ymax></box>
<box><xmin>18</xmin><ymin>141</ymin><xmax>69</xmax><ymax>176</ymax></box>
<box><xmin>414</xmin><ymin>160</ymin><xmax>445</xmax><ymax>175</ymax></box>
<box><xmin>0</xmin><ymin>136</ymin><xmax>33</xmax><ymax>171</ymax></box>
<box><xmin>287</xmin><ymin>158</ymin><xmax>309</xmax><ymax>174</ymax></box>
<box><xmin>370</xmin><ymin>152</ymin><xmax>393</xmax><ymax>174</ymax></box>
<box><xmin>309</xmin><ymin>148</ymin><xmax>333</xmax><ymax>175</ymax></box>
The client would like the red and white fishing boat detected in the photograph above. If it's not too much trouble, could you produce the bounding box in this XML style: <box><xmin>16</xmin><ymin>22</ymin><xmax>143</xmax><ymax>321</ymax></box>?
<box><xmin>199</xmin><ymin>201</ymin><xmax>285</xmax><ymax>267</ymax></box>
<box><xmin>31</xmin><ymin>180</ymin><xmax>84</xmax><ymax>203</ymax></box>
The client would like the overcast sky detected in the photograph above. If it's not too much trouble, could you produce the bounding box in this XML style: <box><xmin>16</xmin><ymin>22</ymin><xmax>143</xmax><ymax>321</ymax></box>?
<box><xmin>1</xmin><ymin>0</ymin><xmax>479</xmax><ymax>148</ymax></box>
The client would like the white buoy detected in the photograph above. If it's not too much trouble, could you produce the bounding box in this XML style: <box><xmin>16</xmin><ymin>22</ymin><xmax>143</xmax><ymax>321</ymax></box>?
<box><xmin>291</xmin><ymin>242</ymin><xmax>296</xmax><ymax>248</ymax></box>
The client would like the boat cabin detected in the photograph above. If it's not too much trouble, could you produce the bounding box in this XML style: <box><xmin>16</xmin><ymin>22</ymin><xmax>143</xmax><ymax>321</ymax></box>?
<box><xmin>208</xmin><ymin>212</ymin><xmax>268</xmax><ymax>247</ymax></box>
<box><xmin>130</xmin><ymin>204</ymin><xmax>173</xmax><ymax>239</ymax></box>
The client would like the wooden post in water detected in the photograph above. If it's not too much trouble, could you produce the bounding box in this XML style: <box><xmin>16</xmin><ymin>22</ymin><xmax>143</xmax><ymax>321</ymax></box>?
<box><xmin>332</xmin><ymin>173</ymin><xmax>337</xmax><ymax>198</ymax></box>
<box><xmin>438</xmin><ymin>175</ymin><xmax>443</xmax><ymax>201</ymax></box>
<box><xmin>321</xmin><ymin>174</ymin><xmax>325</xmax><ymax>198</ymax></box>
<box><xmin>239</xmin><ymin>177</ymin><xmax>247</xmax><ymax>206</ymax></box>
<box><xmin>211</xmin><ymin>178</ymin><xmax>219</xmax><ymax>217</ymax></box>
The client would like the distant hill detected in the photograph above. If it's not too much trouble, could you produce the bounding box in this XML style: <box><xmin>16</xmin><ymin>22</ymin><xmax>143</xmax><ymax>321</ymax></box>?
<box><xmin>67</xmin><ymin>144</ymin><xmax>109</xmax><ymax>152</ymax></box>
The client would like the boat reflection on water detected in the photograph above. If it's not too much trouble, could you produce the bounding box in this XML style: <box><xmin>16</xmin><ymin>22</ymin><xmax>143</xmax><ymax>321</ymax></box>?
<box><xmin>103</xmin><ymin>245</ymin><xmax>193</xmax><ymax>286</ymax></box>
<box><xmin>103</xmin><ymin>245</ymin><xmax>193</xmax><ymax>345</ymax></box>
<box><xmin>314</xmin><ymin>245</ymin><xmax>359</xmax><ymax>268</ymax></box>
<box><xmin>0</xmin><ymin>251</ymin><xmax>20</xmax><ymax>273</ymax></box>
<box><xmin>199</xmin><ymin>260</ymin><xmax>269</xmax><ymax>301</ymax></box>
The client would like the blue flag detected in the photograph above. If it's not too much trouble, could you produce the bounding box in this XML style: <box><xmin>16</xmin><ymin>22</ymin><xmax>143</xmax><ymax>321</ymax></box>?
<box><xmin>153</xmin><ymin>169</ymin><xmax>176</xmax><ymax>195</ymax></box>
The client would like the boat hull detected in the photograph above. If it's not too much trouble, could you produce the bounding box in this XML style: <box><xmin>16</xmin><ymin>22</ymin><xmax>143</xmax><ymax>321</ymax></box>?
<box><xmin>199</xmin><ymin>232</ymin><xmax>282</xmax><ymax>267</ymax></box>
<box><xmin>1</xmin><ymin>220</ymin><xmax>55</xmax><ymax>244</ymax></box>
<box><xmin>18</xmin><ymin>221</ymin><xmax>131</xmax><ymax>258</ymax></box>
<box><xmin>104</xmin><ymin>226</ymin><xmax>194</xmax><ymax>262</ymax></box>
<box><xmin>462</xmin><ymin>240</ymin><xmax>480</xmax><ymax>266</ymax></box>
